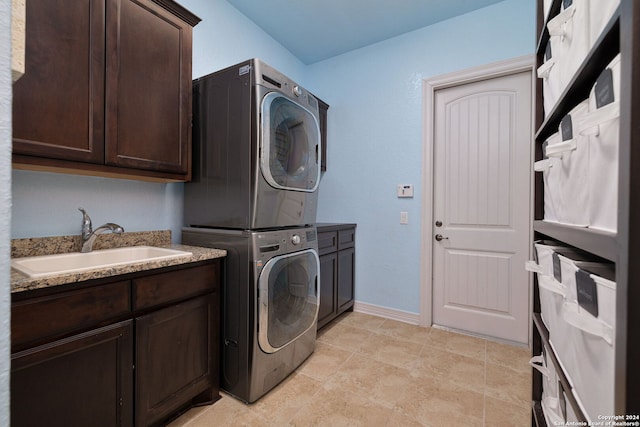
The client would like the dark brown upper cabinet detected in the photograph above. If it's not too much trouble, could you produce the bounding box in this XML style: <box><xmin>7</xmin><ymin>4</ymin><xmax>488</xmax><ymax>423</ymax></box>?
<box><xmin>317</xmin><ymin>97</ymin><xmax>329</xmax><ymax>172</ymax></box>
<box><xmin>12</xmin><ymin>0</ymin><xmax>200</xmax><ymax>182</ymax></box>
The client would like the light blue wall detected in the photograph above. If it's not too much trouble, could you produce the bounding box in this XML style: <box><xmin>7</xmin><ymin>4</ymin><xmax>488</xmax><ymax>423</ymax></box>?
<box><xmin>307</xmin><ymin>0</ymin><xmax>535</xmax><ymax>313</ymax></box>
<box><xmin>11</xmin><ymin>171</ymin><xmax>184</xmax><ymax>239</ymax></box>
<box><xmin>10</xmin><ymin>0</ymin><xmax>535</xmax><ymax>317</ymax></box>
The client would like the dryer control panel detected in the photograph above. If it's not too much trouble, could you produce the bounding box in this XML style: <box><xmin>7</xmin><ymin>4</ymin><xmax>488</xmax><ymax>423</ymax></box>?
<box><xmin>253</xmin><ymin>226</ymin><xmax>319</xmax><ymax>265</ymax></box>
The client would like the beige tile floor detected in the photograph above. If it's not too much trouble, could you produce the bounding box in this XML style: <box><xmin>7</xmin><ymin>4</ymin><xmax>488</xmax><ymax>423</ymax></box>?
<box><xmin>169</xmin><ymin>312</ymin><xmax>532</xmax><ymax>427</ymax></box>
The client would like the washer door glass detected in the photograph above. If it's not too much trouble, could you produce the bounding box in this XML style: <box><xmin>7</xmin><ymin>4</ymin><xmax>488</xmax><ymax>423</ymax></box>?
<box><xmin>258</xmin><ymin>249</ymin><xmax>319</xmax><ymax>353</ymax></box>
<box><xmin>261</xmin><ymin>93</ymin><xmax>321</xmax><ymax>192</ymax></box>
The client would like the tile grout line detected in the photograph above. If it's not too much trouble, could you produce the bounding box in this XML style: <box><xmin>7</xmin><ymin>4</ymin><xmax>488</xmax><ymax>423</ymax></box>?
<box><xmin>282</xmin><ymin>342</ymin><xmax>361</xmax><ymax>426</ymax></box>
<box><xmin>483</xmin><ymin>339</ymin><xmax>487</xmax><ymax>426</ymax></box>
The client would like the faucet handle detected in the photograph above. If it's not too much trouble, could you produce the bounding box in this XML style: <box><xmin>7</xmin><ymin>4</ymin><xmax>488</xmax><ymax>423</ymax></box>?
<box><xmin>78</xmin><ymin>207</ymin><xmax>93</xmax><ymax>237</ymax></box>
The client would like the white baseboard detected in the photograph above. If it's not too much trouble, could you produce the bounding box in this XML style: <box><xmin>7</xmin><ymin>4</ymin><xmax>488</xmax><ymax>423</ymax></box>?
<box><xmin>353</xmin><ymin>301</ymin><xmax>421</xmax><ymax>325</ymax></box>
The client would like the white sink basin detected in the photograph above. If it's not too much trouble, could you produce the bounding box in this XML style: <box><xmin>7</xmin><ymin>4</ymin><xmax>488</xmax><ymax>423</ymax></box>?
<box><xmin>12</xmin><ymin>246</ymin><xmax>192</xmax><ymax>278</ymax></box>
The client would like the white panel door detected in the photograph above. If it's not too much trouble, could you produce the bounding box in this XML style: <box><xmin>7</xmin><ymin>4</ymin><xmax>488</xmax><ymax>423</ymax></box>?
<box><xmin>432</xmin><ymin>71</ymin><xmax>531</xmax><ymax>343</ymax></box>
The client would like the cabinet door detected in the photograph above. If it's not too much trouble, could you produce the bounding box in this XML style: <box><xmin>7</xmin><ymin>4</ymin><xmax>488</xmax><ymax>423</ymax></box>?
<box><xmin>337</xmin><ymin>247</ymin><xmax>355</xmax><ymax>313</ymax></box>
<box><xmin>317</xmin><ymin>98</ymin><xmax>329</xmax><ymax>172</ymax></box>
<box><xmin>105</xmin><ymin>0</ymin><xmax>193</xmax><ymax>175</ymax></box>
<box><xmin>12</xmin><ymin>0</ymin><xmax>105</xmax><ymax>163</ymax></box>
<box><xmin>135</xmin><ymin>295</ymin><xmax>216</xmax><ymax>426</ymax></box>
<box><xmin>11</xmin><ymin>321</ymin><xmax>133</xmax><ymax>427</ymax></box>
<box><xmin>318</xmin><ymin>252</ymin><xmax>337</xmax><ymax>329</ymax></box>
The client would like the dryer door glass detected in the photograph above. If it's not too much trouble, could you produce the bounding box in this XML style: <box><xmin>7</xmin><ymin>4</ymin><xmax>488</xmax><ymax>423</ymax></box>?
<box><xmin>261</xmin><ymin>93</ymin><xmax>321</xmax><ymax>192</ymax></box>
<box><xmin>258</xmin><ymin>249</ymin><xmax>320</xmax><ymax>353</ymax></box>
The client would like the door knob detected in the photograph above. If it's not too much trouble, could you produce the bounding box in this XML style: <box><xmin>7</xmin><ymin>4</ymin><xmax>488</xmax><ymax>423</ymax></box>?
<box><xmin>435</xmin><ymin>220</ymin><xmax>443</xmax><ymax>227</ymax></box>
<box><xmin>435</xmin><ymin>234</ymin><xmax>448</xmax><ymax>242</ymax></box>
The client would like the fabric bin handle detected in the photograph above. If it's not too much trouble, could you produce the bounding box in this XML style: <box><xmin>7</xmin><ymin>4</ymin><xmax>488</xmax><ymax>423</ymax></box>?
<box><xmin>580</xmin><ymin>102</ymin><xmax>620</xmax><ymax>137</ymax></box>
<box><xmin>537</xmin><ymin>59</ymin><xmax>555</xmax><ymax>79</ymax></box>
<box><xmin>534</xmin><ymin>159</ymin><xmax>553</xmax><ymax>172</ymax></box>
<box><xmin>562</xmin><ymin>301</ymin><xmax>614</xmax><ymax>345</ymax></box>
<box><xmin>547</xmin><ymin>5</ymin><xmax>576</xmax><ymax>39</ymax></box>
<box><xmin>545</xmin><ymin>139</ymin><xmax>577</xmax><ymax>158</ymax></box>
<box><xmin>525</xmin><ymin>260</ymin><xmax>544</xmax><ymax>273</ymax></box>
<box><xmin>529</xmin><ymin>355</ymin><xmax>550</xmax><ymax>377</ymax></box>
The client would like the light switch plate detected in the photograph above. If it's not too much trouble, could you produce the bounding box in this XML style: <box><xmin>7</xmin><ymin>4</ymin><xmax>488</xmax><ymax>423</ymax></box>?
<box><xmin>400</xmin><ymin>211</ymin><xmax>409</xmax><ymax>224</ymax></box>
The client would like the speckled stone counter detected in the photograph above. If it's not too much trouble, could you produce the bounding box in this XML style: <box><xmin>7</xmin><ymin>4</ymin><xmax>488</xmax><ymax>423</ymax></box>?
<box><xmin>11</xmin><ymin>231</ymin><xmax>226</xmax><ymax>293</ymax></box>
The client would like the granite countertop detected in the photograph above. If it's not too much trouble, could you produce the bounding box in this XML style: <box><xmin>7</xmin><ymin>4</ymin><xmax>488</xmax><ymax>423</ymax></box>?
<box><xmin>11</xmin><ymin>231</ymin><xmax>226</xmax><ymax>294</ymax></box>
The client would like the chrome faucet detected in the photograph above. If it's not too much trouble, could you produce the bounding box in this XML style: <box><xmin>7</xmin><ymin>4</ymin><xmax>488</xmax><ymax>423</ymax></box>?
<box><xmin>78</xmin><ymin>207</ymin><xmax>124</xmax><ymax>253</ymax></box>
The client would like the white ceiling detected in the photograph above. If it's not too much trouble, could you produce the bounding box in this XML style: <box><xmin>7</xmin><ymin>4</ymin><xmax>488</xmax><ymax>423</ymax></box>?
<box><xmin>226</xmin><ymin>0</ymin><xmax>508</xmax><ymax>64</ymax></box>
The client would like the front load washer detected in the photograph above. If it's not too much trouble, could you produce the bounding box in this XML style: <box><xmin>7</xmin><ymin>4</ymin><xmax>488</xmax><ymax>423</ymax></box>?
<box><xmin>185</xmin><ymin>59</ymin><xmax>322</xmax><ymax>230</ymax></box>
<box><xmin>182</xmin><ymin>226</ymin><xmax>319</xmax><ymax>403</ymax></box>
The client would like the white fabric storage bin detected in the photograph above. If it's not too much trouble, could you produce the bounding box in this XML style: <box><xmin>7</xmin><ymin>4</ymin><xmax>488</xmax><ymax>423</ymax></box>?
<box><xmin>556</xmin><ymin>254</ymin><xmax>614</xmax><ymax>306</ymax></box>
<box><xmin>538</xmin><ymin>274</ymin><xmax>570</xmax><ymax>340</ymax></box>
<box><xmin>530</xmin><ymin>347</ymin><xmax>559</xmax><ymax>405</ymax></box>
<box><xmin>528</xmin><ymin>240</ymin><xmax>564</xmax><ymax>278</ymax></box>
<box><xmin>555</xmin><ymin>255</ymin><xmax>616</xmax><ymax>421</ymax></box>
<box><xmin>534</xmin><ymin>133</ymin><xmax>563</xmax><ymax>222</ymax></box>
<box><xmin>565</xmin><ymin>393</ymin><xmax>579</xmax><ymax>423</ymax></box>
<box><xmin>546</xmin><ymin>100</ymin><xmax>590</xmax><ymax>226</ymax></box>
<box><xmin>526</xmin><ymin>240</ymin><xmax>561</xmax><ymax>331</ymax></box>
<box><xmin>542</xmin><ymin>395</ymin><xmax>566</xmax><ymax>427</ymax></box>
<box><xmin>543</xmin><ymin>0</ymin><xmax>553</xmax><ymax>21</ymax></box>
<box><xmin>561</xmin><ymin>297</ymin><xmax>615</xmax><ymax>422</ymax></box>
<box><xmin>582</xmin><ymin>54</ymin><xmax>621</xmax><ymax>232</ymax></box>
<box><xmin>537</xmin><ymin>40</ymin><xmax>563</xmax><ymax>118</ymax></box>
<box><xmin>529</xmin><ymin>240</ymin><xmax>590</xmax><ymax>279</ymax></box>
<box><xmin>562</xmin><ymin>385</ymin><xmax>581</xmax><ymax>423</ymax></box>
<box><xmin>544</xmin><ymin>253</ymin><xmax>606</xmax><ymax>386</ymax></box>
<box><xmin>529</xmin><ymin>347</ymin><xmax>568</xmax><ymax>426</ymax></box>
<box><xmin>588</xmin><ymin>0</ymin><xmax>619</xmax><ymax>47</ymax></box>
<box><xmin>557</xmin><ymin>254</ymin><xmax>615</xmax><ymax>323</ymax></box>
<box><xmin>526</xmin><ymin>242</ymin><xmax>591</xmax><ymax>333</ymax></box>
<box><xmin>547</xmin><ymin>0</ymin><xmax>591</xmax><ymax>92</ymax></box>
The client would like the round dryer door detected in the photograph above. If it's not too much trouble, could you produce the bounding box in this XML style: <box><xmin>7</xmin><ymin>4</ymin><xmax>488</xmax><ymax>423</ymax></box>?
<box><xmin>260</xmin><ymin>92</ymin><xmax>321</xmax><ymax>192</ymax></box>
<box><xmin>258</xmin><ymin>249</ymin><xmax>320</xmax><ymax>353</ymax></box>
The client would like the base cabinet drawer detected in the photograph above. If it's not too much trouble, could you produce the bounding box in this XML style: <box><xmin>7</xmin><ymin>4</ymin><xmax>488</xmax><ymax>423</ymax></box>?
<box><xmin>11</xmin><ymin>280</ymin><xmax>131</xmax><ymax>352</ymax></box>
<box><xmin>133</xmin><ymin>262</ymin><xmax>219</xmax><ymax>310</ymax></box>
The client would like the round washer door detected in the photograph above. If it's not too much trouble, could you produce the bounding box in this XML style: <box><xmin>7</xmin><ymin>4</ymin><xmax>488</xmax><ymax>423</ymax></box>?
<box><xmin>258</xmin><ymin>249</ymin><xmax>320</xmax><ymax>353</ymax></box>
<box><xmin>260</xmin><ymin>92</ymin><xmax>321</xmax><ymax>192</ymax></box>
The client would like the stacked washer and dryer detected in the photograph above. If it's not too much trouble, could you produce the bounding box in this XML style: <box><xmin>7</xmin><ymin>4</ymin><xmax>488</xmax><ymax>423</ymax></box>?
<box><xmin>182</xmin><ymin>59</ymin><xmax>322</xmax><ymax>403</ymax></box>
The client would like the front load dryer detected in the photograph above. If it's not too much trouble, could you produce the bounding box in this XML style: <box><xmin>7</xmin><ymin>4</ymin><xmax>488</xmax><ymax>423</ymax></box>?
<box><xmin>185</xmin><ymin>59</ymin><xmax>322</xmax><ymax>230</ymax></box>
<box><xmin>182</xmin><ymin>226</ymin><xmax>320</xmax><ymax>403</ymax></box>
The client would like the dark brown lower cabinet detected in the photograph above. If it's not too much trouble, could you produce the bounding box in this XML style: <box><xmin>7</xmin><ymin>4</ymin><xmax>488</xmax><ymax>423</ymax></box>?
<box><xmin>317</xmin><ymin>223</ymin><xmax>356</xmax><ymax>330</ymax></box>
<box><xmin>10</xmin><ymin>260</ymin><xmax>221</xmax><ymax>426</ymax></box>
<box><xmin>136</xmin><ymin>295</ymin><xmax>216</xmax><ymax>426</ymax></box>
<box><xmin>11</xmin><ymin>321</ymin><xmax>134</xmax><ymax>427</ymax></box>
<box><xmin>318</xmin><ymin>251</ymin><xmax>338</xmax><ymax>327</ymax></box>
